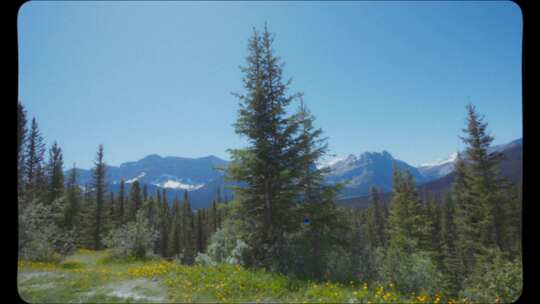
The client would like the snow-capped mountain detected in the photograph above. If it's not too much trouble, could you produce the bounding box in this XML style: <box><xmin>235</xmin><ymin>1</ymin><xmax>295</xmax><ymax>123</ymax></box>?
<box><xmin>324</xmin><ymin>150</ymin><xmax>429</xmax><ymax>198</ymax></box>
<box><xmin>67</xmin><ymin>137</ymin><xmax>521</xmax><ymax>208</ymax></box>
<box><xmin>67</xmin><ymin>154</ymin><xmax>232</xmax><ymax>209</ymax></box>
<box><xmin>417</xmin><ymin>152</ymin><xmax>458</xmax><ymax>181</ymax></box>
<box><xmin>417</xmin><ymin>137</ymin><xmax>523</xmax><ymax>181</ymax></box>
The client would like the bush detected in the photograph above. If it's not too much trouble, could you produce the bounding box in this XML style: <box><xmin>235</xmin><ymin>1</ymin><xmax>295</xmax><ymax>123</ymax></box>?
<box><xmin>195</xmin><ymin>224</ymin><xmax>252</xmax><ymax>267</ymax></box>
<box><xmin>377</xmin><ymin>238</ymin><xmax>443</xmax><ymax>295</ymax></box>
<box><xmin>461</xmin><ymin>249</ymin><xmax>523</xmax><ymax>303</ymax></box>
<box><xmin>19</xmin><ymin>199</ymin><xmax>64</xmax><ymax>263</ymax></box>
<box><xmin>102</xmin><ymin>210</ymin><xmax>157</xmax><ymax>259</ymax></box>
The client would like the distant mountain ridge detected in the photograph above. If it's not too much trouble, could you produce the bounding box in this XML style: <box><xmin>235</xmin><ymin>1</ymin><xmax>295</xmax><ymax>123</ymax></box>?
<box><xmin>323</xmin><ymin>150</ymin><xmax>429</xmax><ymax>198</ymax></box>
<box><xmin>337</xmin><ymin>138</ymin><xmax>523</xmax><ymax>209</ymax></box>
<box><xmin>67</xmin><ymin>154</ymin><xmax>232</xmax><ymax>209</ymax></box>
<box><xmin>67</xmin><ymin>138</ymin><xmax>522</xmax><ymax>209</ymax></box>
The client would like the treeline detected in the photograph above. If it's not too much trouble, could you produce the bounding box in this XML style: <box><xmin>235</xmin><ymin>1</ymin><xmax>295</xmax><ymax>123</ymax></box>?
<box><xmin>17</xmin><ymin>103</ymin><xmax>227</xmax><ymax>264</ymax></box>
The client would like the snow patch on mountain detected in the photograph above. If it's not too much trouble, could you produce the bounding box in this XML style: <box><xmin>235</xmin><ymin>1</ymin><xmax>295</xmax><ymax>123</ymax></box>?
<box><xmin>317</xmin><ymin>155</ymin><xmax>346</xmax><ymax>169</ymax></box>
<box><xmin>125</xmin><ymin>172</ymin><xmax>146</xmax><ymax>183</ymax></box>
<box><xmin>419</xmin><ymin>152</ymin><xmax>458</xmax><ymax>168</ymax></box>
<box><xmin>157</xmin><ymin>180</ymin><xmax>205</xmax><ymax>191</ymax></box>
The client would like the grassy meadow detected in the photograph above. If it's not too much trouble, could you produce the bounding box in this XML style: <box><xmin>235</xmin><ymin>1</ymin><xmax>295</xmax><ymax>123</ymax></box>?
<box><xmin>17</xmin><ymin>249</ymin><xmax>478</xmax><ymax>304</ymax></box>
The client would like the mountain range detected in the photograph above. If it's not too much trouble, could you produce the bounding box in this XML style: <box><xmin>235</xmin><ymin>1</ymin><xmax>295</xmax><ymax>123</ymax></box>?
<box><xmin>67</xmin><ymin>138</ymin><xmax>522</xmax><ymax>209</ymax></box>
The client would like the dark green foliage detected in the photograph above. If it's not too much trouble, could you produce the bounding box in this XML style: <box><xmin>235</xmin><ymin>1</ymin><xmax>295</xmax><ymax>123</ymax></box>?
<box><xmin>143</xmin><ymin>183</ymin><xmax>148</xmax><ymax>202</ymax></box>
<box><xmin>227</xmin><ymin>24</ymin><xmax>306</xmax><ymax>271</ymax></box>
<box><xmin>167</xmin><ymin>196</ymin><xmax>181</xmax><ymax>257</ymax></box>
<box><xmin>91</xmin><ymin>145</ymin><xmax>107</xmax><ymax>250</ymax></box>
<box><xmin>24</xmin><ymin>118</ymin><xmax>47</xmax><ymax>202</ymax></box>
<box><xmin>366</xmin><ymin>187</ymin><xmax>387</xmax><ymax>248</ymax></box>
<box><xmin>47</xmin><ymin>142</ymin><xmax>65</xmax><ymax>204</ymax></box>
<box><xmin>18</xmin><ymin>101</ymin><xmax>28</xmax><ymax>195</ymax></box>
<box><xmin>128</xmin><ymin>180</ymin><xmax>142</xmax><ymax>223</ymax></box>
<box><xmin>63</xmin><ymin>164</ymin><xmax>81</xmax><ymax>231</ymax></box>
<box><xmin>117</xmin><ymin>179</ymin><xmax>126</xmax><ymax>227</ymax></box>
<box><xmin>453</xmin><ymin>104</ymin><xmax>518</xmax><ymax>279</ymax></box>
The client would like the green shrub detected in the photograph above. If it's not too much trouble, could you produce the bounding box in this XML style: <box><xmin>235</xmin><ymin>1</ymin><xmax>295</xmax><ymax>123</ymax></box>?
<box><xmin>102</xmin><ymin>210</ymin><xmax>157</xmax><ymax>259</ymax></box>
<box><xmin>196</xmin><ymin>224</ymin><xmax>252</xmax><ymax>267</ymax></box>
<box><xmin>461</xmin><ymin>249</ymin><xmax>523</xmax><ymax>303</ymax></box>
<box><xmin>377</xmin><ymin>238</ymin><xmax>443</xmax><ymax>295</ymax></box>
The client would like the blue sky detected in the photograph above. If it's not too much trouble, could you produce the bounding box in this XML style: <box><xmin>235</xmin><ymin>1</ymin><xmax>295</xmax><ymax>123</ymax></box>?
<box><xmin>18</xmin><ymin>1</ymin><xmax>522</xmax><ymax>169</ymax></box>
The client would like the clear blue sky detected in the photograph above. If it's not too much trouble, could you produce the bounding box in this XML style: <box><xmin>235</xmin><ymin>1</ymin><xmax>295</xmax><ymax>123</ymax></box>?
<box><xmin>18</xmin><ymin>1</ymin><xmax>522</xmax><ymax>169</ymax></box>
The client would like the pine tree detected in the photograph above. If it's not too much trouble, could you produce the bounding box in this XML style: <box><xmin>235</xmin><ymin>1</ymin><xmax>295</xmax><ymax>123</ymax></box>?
<box><xmin>387</xmin><ymin>167</ymin><xmax>429</xmax><ymax>253</ymax></box>
<box><xmin>181</xmin><ymin>191</ymin><xmax>194</xmax><ymax>264</ymax></box>
<box><xmin>128</xmin><ymin>180</ymin><xmax>142</xmax><ymax>223</ymax></box>
<box><xmin>24</xmin><ymin>118</ymin><xmax>46</xmax><ymax>202</ymax></box>
<box><xmin>167</xmin><ymin>196</ymin><xmax>181</xmax><ymax>257</ymax></box>
<box><xmin>18</xmin><ymin>101</ymin><xmax>28</xmax><ymax>195</ymax></box>
<box><xmin>47</xmin><ymin>141</ymin><xmax>65</xmax><ymax>204</ymax></box>
<box><xmin>64</xmin><ymin>164</ymin><xmax>81</xmax><ymax>231</ymax></box>
<box><xmin>92</xmin><ymin>144</ymin><xmax>107</xmax><ymax>250</ymax></box>
<box><xmin>159</xmin><ymin>189</ymin><xmax>169</xmax><ymax>257</ymax></box>
<box><xmin>143</xmin><ymin>183</ymin><xmax>148</xmax><ymax>202</ymax></box>
<box><xmin>453</xmin><ymin>104</ymin><xmax>510</xmax><ymax>272</ymax></box>
<box><xmin>196</xmin><ymin>210</ymin><xmax>204</xmax><ymax>253</ymax></box>
<box><xmin>117</xmin><ymin>179</ymin><xmax>126</xmax><ymax>227</ymax></box>
<box><xmin>211</xmin><ymin>200</ymin><xmax>218</xmax><ymax>233</ymax></box>
<box><xmin>227</xmin><ymin>24</ymin><xmax>307</xmax><ymax>270</ymax></box>
<box><xmin>290</xmin><ymin>98</ymin><xmax>345</xmax><ymax>278</ymax></box>
<box><xmin>440</xmin><ymin>192</ymin><xmax>464</xmax><ymax>296</ymax></box>
<box><xmin>367</xmin><ymin>187</ymin><xmax>387</xmax><ymax>248</ymax></box>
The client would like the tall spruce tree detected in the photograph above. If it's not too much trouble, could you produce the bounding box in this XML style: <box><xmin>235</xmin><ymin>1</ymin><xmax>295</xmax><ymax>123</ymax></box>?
<box><xmin>159</xmin><ymin>189</ymin><xmax>169</xmax><ymax>256</ymax></box>
<box><xmin>440</xmin><ymin>192</ymin><xmax>464</xmax><ymax>296</ymax></box>
<box><xmin>18</xmin><ymin>101</ymin><xmax>28</xmax><ymax>195</ymax></box>
<box><xmin>167</xmin><ymin>196</ymin><xmax>181</xmax><ymax>257</ymax></box>
<box><xmin>387</xmin><ymin>167</ymin><xmax>429</xmax><ymax>252</ymax></box>
<box><xmin>453</xmin><ymin>104</ymin><xmax>511</xmax><ymax>273</ymax></box>
<box><xmin>181</xmin><ymin>191</ymin><xmax>195</xmax><ymax>264</ymax></box>
<box><xmin>227</xmin><ymin>24</ymin><xmax>305</xmax><ymax>270</ymax></box>
<box><xmin>47</xmin><ymin>141</ymin><xmax>65</xmax><ymax>204</ymax></box>
<box><xmin>117</xmin><ymin>179</ymin><xmax>126</xmax><ymax>227</ymax></box>
<box><xmin>91</xmin><ymin>144</ymin><xmax>107</xmax><ymax>250</ymax></box>
<box><xmin>367</xmin><ymin>187</ymin><xmax>387</xmax><ymax>249</ymax></box>
<box><xmin>64</xmin><ymin>164</ymin><xmax>81</xmax><ymax>231</ymax></box>
<box><xmin>143</xmin><ymin>183</ymin><xmax>148</xmax><ymax>202</ymax></box>
<box><xmin>128</xmin><ymin>180</ymin><xmax>142</xmax><ymax>223</ymax></box>
<box><xmin>24</xmin><ymin>118</ymin><xmax>46</xmax><ymax>202</ymax></box>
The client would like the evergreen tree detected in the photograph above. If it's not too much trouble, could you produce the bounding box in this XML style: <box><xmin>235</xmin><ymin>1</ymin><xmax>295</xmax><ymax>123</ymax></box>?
<box><xmin>117</xmin><ymin>179</ymin><xmax>126</xmax><ymax>227</ymax></box>
<box><xmin>387</xmin><ymin>167</ymin><xmax>429</xmax><ymax>252</ymax></box>
<box><xmin>181</xmin><ymin>191</ymin><xmax>195</xmax><ymax>264</ymax></box>
<box><xmin>159</xmin><ymin>189</ymin><xmax>169</xmax><ymax>256</ymax></box>
<box><xmin>287</xmin><ymin>98</ymin><xmax>345</xmax><ymax>278</ymax></box>
<box><xmin>453</xmin><ymin>104</ymin><xmax>512</xmax><ymax>273</ymax></box>
<box><xmin>143</xmin><ymin>183</ymin><xmax>148</xmax><ymax>202</ymax></box>
<box><xmin>440</xmin><ymin>192</ymin><xmax>464</xmax><ymax>296</ymax></box>
<box><xmin>64</xmin><ymin>164</ymin><xmax>81</xmax><ymax>231</ymax></box>
<box><xmin>18</xmin><ymin>101</ymin><xmax>28</xmax><ymax>195</ymax></box>
<box><xmin>167</xmin><ymin>196</ymin><xmax>181</xmax><ymax>257</ymax></box>
<box><xmin>47</xmin><ymin>141</ymin><xmax>65</xmax><ymax>204</ymax></box>
<box><xmin>367</xmin><ymin>187</ymin><xmax>387</xmax><ymax>248</ymax></box>
<box><xmin>128</xmin><ymin>180</ymin><xmax>142</xmax><ymax>223</ymax></box>
<box><xmin>91</xmin><ymin>144</ymin><xmax>107</xmax><ymax>250</ymax></box>
<box><xmin>24</xmin><ymin>118</ymin><xmax>46</xmax><ymax>202</ymax></box>
<box><xmin>196</xmin><ymin>210</ymin><xmax>204</xmax><ymax>253</ymax></box>
<box><xmin>211</xmin><ymin>200</ymin><xmax>218</xmax><ymax>233</ymax></box>
<box><xmin>227</xmin><ymin>24</ymin><xmax>305</xmax><ymax>270</ymax></box>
